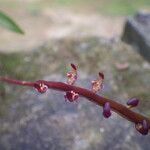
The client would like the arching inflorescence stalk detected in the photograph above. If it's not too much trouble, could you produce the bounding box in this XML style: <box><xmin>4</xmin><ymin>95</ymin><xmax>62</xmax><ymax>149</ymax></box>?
<box><xmin>0</xmin><ymin>64</ymin><xmax>150</xmax><ymax>135</ymax></box>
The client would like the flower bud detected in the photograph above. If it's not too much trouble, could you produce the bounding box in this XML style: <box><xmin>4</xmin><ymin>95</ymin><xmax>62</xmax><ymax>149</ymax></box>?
<box><xmin>135</xmin><ymin>120</ymin><xmax>149</xmax><ymax>135</ymax></box>
<box><xmin>127</xmin><ymin>98</ymin><xmax>139</xmax><ymax>108</ymax></box>
<box><xmin>103</xmin><ymin>102</ymin><xmax>111</xmax><ymax>118</ymax></box>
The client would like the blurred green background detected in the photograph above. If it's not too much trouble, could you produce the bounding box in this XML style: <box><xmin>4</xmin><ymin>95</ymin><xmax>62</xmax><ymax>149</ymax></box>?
<box><xmin>0</xmin><ymin>0</ymin><xmax>150</xmax><ymax>15</ymax></box>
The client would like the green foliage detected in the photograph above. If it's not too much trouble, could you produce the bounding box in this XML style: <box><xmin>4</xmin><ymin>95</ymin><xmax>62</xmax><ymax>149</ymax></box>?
<box><xmin>43</xmin><ymin>0</ymin><xmax>150</xmax><ymax>15</ymax></box>
<box><xmin>99</xmin><ymin>0</ymin><xmax>150</xmax><ymax>15</ymax></box>
<box><xmin>1</xmin><ymin>0</ymin><xmax>150</xmax><ymax>15</ymax></box>
<box><xmin>0</xmin><ymin>10</ymin><xmax>24</xmax><ymax>34</ymax></box>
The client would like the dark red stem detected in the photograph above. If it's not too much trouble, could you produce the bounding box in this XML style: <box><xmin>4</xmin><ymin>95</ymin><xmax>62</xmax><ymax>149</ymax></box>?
<box><xmin>0</xmin><ymin>77</ymin><xmax>150</xmax><ymax>132</ymax></box>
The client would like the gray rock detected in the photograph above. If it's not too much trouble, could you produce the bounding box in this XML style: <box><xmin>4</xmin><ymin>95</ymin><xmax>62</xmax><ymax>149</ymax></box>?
<box><xmin>0</xmin><ymin>75</ymin><xmax>149</xmax><ymax>150</ymax></box>
<box><xmin>122</xmin><ymin>11</ymin><xmax>150</xmax><ymax>62</ymax></box>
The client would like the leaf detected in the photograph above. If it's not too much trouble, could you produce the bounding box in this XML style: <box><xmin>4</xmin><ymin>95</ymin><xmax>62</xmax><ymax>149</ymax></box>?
<box><xmin>0</xmin><ymin>11</ymin><xmax>24</xmax><ymax>34</ymax></box>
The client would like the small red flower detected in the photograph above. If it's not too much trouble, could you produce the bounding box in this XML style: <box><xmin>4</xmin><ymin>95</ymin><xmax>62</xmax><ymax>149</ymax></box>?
<box><xmin>64</xmin><ymin>90</ymin><xmax>79</xmax><ymax>102</ymax></box>
<box><xmin>66</xmin><ymin>63</ymin><xmax>77</xmax><ymax>85</ymax></box>
<box><xmin>91</xmin><ymin>72</ymin><xmax>104</xmax><ymax>93</ymax></box>
<box><xmin>34</xmin><ymin>81</ymin><xmax>48</xmax><ymax>93</ymax></box>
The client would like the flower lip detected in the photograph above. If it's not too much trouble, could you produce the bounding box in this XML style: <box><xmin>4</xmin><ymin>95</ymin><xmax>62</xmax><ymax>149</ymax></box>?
<box><xmin>64</xmin><ymin>90</ymin><xmax>79</xmax><ymax>102</ymax></box>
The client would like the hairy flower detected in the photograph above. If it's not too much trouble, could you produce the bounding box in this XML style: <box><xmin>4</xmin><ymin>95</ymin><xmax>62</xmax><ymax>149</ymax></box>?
<box><xmin>91</xmin><ymin>72</ymin><xmax>104</xmax><ymax>93</ymax></box>
<box><xmin>34</xmin><ymin>81</ymin><xmax>48</xmax><ymax>93</ymax></box>
<box><xmin>64</xmin><ymin>90</ymin><xmax>79</xmax><ymax>102</ymax></box>
<box><xmin>66</xmin><ymin>63</ymin><xmax>77</xmax><ymax>85</ymax></box>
